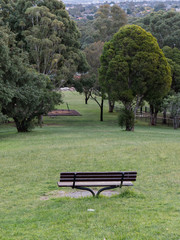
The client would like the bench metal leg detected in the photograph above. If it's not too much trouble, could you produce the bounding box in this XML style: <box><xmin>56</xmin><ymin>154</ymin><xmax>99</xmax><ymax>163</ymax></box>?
<box><xmin>96</xmin><ymin>186</ymin><xmax>118</xmax><ymax>197</ymax></box>
<box><xmin>74</xmin><ymin>187</ymin><xmax>95</xmax><ymax>197</ymax></box>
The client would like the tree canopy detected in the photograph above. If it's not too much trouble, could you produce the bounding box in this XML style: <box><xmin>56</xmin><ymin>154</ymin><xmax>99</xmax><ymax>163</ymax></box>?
<box><xmin>0</xmin><ymin>25</ymin><xmax>62</xmax><ymax>132</ymax></box>
<box><xmin>134</xmin><ymin>11</ymin><xmax>180</xmax><ymax>49</ymax></box>
<box><xmin>1</xmin><ymin>0</ymin><xmax>87</xmax><ymax>86</ymax></box>
<box><xmin>77</xmin><ymin>4</ymin><xmax>127</xmax><ymax>49</ymax></box>
<box><xmin>93</xmin><ymin>4</ymin><xmax>127</xmax><ymax>42</ymax></box>
<box><xmin>163</xmin><ymin>46</ymin><xmax>180</xmax><ymax>93</ymax></box>
<box><xmin>99</xmin><ymin>25</ymin><xmax>172</xmax><ymax>130</ymax></box>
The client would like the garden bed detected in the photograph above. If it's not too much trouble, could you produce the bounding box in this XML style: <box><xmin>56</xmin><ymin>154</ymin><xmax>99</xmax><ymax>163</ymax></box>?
<box><xmin>47</xmin><ymin>109</ymin><xmax>81</xmax><ymax>116</ymax></box>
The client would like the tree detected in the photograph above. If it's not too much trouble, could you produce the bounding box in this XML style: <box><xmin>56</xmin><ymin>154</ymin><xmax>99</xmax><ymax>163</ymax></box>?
<box><xmin>74</xmin><ymin>73</ymin><xmax>95</xmax><ymax>105</ymax></box>
<box><xmin>93</xmin><ymin>4</ymin><xmax>127</xmax><ymax>112</ymax></box>
<box><xmin>77</xmin><ymin>4</ymin><xmax>127</xmax><ymax>49</ymax></box>
<box><xmin>94</xmin><ymin>4</ymin><xmax>127</xmax><ymax>42</ymax></box>
<box><xmin>83</xmin><ymin>41</ymin><xmax>104</xmax><ymax>121</ymax></box>
<box><xmin>1</xmin><ymin>0</ymin><xmax>86</xmax><ymax>86</ymax></box>
<box><xmin>163</xmin><ymin>46</ymin><xmax>180</xmax><ymax>93</ymax></box>
<box><xmin>134</xmin><ymin>11</ymin><xmax>180</xmax><ymax>49</ymax></box>
<box><xmin>76</xmin><ymin>4</ymin><xmax>127</xmax><ymax>112</ymax></box>
<box><xmin>0</xmin><ymin>26</ymin><xmax>61</xmax><ymax>132</ymax></box>
<box><xmin>99</xmin><ymin>25</ymin><xmax>172</xmax><ymax>131</ymax></box>
<box><xmin>163</xmin><ymin>93</ymin><xmax>180</xmax><ymax>129</ymax></box>
<box><xmin>74</xmin><ymin>41</ymin><xmax>105</xmax><ymax>121</ymax></box>
<box><xmin>77</xmin><ymin>19</ymin><xmax>95</xmax><ymax>49</ymax></box>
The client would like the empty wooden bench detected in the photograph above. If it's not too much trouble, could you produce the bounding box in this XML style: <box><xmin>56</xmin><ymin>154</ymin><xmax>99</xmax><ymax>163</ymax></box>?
<box><xmin>57</xmin><ymin>171</ymin><xmax>137</xmax><ymax>197</ymax></box>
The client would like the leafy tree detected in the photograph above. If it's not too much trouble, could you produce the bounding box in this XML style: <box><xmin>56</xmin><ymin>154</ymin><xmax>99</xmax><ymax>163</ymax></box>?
<box><xmin>83</xmin><ymin>41</ymin><xmax>104</xmax><ymax>120</ymax></box>
<box><xmin>0</xmin><ymin>26</ymin><xmax>61</xmax><ymax>132</ymax></box>
<box><xmin>77</xmin><ymin>4</ymin><xmax>127</xmax><ymax>49</ymax></box>
<box><xmin>160</xmin><ymin>46</ymin><xmax>180</xmax><ymax>124</ymax></box>
<box><xmin>1</xmin><ymin>0</ymin><xmax>86</xmax><ymax>86</ymax></box>
<box><xmin>134</xmin><ymin>11</ymin><xmax>180</xmax><ymax>49</ymax></box>
<box><xmin>74</xmin><ymin>41</ymin><xmax>105</xmax><ymax>120</ymax></box>
<box><xmin>74</xmin><ymin>73</ymin><xmax>95</xmax><ymax>105</ymax></box>
<box><xmin>77</xmin><ymin>20</ymin><xmax>95</xmax><ymax>49</ymax></box>
<box><xmin>94</xmin><ymin>4</ymin><xmax>127</xmax><ymax>42</ymax></box>
<box><xmin>99</xmin><ymin>25</ymin><xmax>172</xmax><ymax>131</ymax></box>
<box><xmin>93</xmin><ymin>4</ymin><xmax>127</xmax><ymax>112</ymax></box>
<box><xmin>163</xmin><ymin>93</ymin><xmax>180</xmax><ymax>129</ymax></box>
<box><xmin>163</xmin><ymin>46</ymin><xmax>180</xmax><ymax>93</ymax></box>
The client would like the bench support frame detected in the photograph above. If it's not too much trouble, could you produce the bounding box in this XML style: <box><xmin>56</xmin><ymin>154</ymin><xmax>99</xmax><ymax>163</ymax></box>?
<box><xmin>74</xmin><ymin>185</ymin><xmax>119</xmax><ymax>197</ymax></box>
<box><xmin>96</xmin><ymin>186</ymin><xmax>118</xmax><ymax>197</ymax></box>
<box><xmin>75</xmin><ymin>186</ymin><xmax>96</xmax><ymax>197</ymax></box>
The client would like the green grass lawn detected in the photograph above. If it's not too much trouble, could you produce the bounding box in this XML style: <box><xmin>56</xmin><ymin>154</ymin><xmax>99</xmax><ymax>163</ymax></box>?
<box><xmin>0</xmin><ymin>91</ymin><xmax>180</xmax><ymax>240</ymax></box>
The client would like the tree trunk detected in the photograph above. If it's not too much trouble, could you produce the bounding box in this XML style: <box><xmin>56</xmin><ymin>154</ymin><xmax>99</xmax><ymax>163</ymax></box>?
<box><xmin>85</xmin><ymin>92</ymin><xmax>90</xmax><ymax>104</ymax></box>
<box><xmin>14</xmin><ymin>118</ymin><xmax>30</xmax><ymax>132</ymax></box>
<box><xmin>150</xmin><ymin>105</ymin><xmax>156</xmax><ymax>126</ymax></box>
<box><xmin>150</xmin><ymin>105</ymin><xmax>158</xmax><ymax>126</ymax></box>
<box><xmin>126</xmin><ymin>125</ymin><xmax>134</xmax><ymax>131</ymax></box>
<box><xmin>163</xmin><ymin>109</ymin><xmax>167</xmax><ymax>124</ymax></box>
<box><xmin>100</xmin><ymin>98</ymin><xmax>104</xmax><ymax>122</ymax></box>
<box><xmin>108</xmin><ymin>99</ymin><xmax>115</xmax><ymax>113</ymax></box>
<box><xmin>85</xmin><ymin>92</ymin><xmax>88</xmax><ymax>104</ymax></box>
<box><xmin>154</xmin><ymin>108</ymin><xmax>158</xmax><ymax>125</ymax></box>
<box><xmin>38</xmin><ymin>115</ymin><xmax>43</xmax><ymax>128</ymax></box>
<box><xmin>173</xmin><ymin>117</ymin><xmax>179</xmax><ymax>129</ymax></box>
<box><xmin>140</xmin><ymin>107</ymin><xmax>143</xmax><ymax>115</ymax></box>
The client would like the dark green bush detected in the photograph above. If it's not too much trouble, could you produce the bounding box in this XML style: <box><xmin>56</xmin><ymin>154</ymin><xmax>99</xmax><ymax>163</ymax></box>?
<box><xmin>118</xmin><ymin>108</ymin><xmax>135</xmax><ymax>131</ymax></box>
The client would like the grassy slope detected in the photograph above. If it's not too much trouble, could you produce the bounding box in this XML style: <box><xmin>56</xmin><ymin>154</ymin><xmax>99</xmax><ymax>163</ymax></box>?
<box><xmin>0</xmin><ymin>92</ymin><xmax>179</xmax><ymax>240</ymax></box>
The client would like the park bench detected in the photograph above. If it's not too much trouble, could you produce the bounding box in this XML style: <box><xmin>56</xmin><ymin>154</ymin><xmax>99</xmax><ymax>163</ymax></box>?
<box><xmin>57</xmin><ymin>171</ymin><xmax>137</xmax><ymax>197</ymax></box>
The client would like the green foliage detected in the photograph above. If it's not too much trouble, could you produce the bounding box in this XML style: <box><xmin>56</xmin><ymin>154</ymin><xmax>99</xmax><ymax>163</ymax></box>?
<box><xmin>166</xmin><ymin>93</ymin><xmax>180</xmax><ymax>118</ymax></box>
<box><xmin>77</xmin><ymin>4</ymin><xmax>127</xmax><ymax>49</ymax></box>
<box><xmin>1</xmin><ymin>0</ymin><xmax>86</xmax><ymax>86</ymax></box>
<box><xmin>0</xmin><ymin>25</ymin><xmax>62</xmax><ymax>132</ymax></box>
<box><xmin>163</xmin><ymin>46</ymin><xmax>180</xmax><ymax>93</ymax></box>
<box><xmin>118</xmin><ymin>107</ymin><xmax>135</xmax><ymax>131</ymax></box>
<box><xmin>75</xmin><ymin>41</ymin><xmax>104</xmax><ymax>105</ymax></box>
<box><xmin>84</xmin><ymin>41</ymin><xmax>104</xmax><ymax>77</ymax></box>
<box><xmin>0</xmin><ymin>105</ymin><xmax>7</xmax><ymax>123</ymax></box>
<box><xmin>94</xmin><ymin>4</ymin><xmax>127</xmax><ymax>42</ymax></box>
<box><xmin>163</xmin><ymin>93</ymin><xmax>180</xmax><ymax>129</ymax></box>
<box><xmin>134</xmin><ymin>11</ymin><xmax>180</xmax><ymax>49</ymax></box>
<box><xmin>99</xmin><ymin>25</ymin><xmax>172</xmax><ymax>130</ymax></box>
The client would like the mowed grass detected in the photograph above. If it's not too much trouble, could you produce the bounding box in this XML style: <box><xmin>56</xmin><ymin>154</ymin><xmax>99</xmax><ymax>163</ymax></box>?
<box><xmin>0</xmin><ymin>91</ymin><xmax>180</xmax><ymax>240</ymax></box>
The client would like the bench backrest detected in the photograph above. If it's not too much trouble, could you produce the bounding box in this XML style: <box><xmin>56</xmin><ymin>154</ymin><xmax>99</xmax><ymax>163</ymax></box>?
<box><xmin>60</xmin><ymin>172</ymin><xmax>137</xmax><ymax>183</ymax></box>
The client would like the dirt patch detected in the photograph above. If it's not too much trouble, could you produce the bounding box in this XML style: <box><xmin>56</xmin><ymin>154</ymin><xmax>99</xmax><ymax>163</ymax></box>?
<box><xmin>47</xmin><ymin>109</ymin><xmax>81</xmax><ymax>116</ymax></box>
<box><xmin>40</xmin><ymin>189</ymin><xmax>120</xmax><ymax>200</ymax></box>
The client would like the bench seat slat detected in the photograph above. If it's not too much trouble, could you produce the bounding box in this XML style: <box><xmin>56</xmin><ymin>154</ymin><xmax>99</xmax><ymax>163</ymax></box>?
<box><xmin>60</xmin><ymin>177</ymin><xmax>136</xmax><ymax>182</ymax></box>
<box><xmin>61</xmin><ymin>172</ymin><xmax>137</xmax><ymax>176</ymax></box>
<box><xmin>58</xmin><ymin>181</ymin><xmax>134</xmax><ymax>187</ymax></box>
<box><xmin>60</xmin><ymin>174</ymin><xmax>137</xmax><ymax>178</ymax></box>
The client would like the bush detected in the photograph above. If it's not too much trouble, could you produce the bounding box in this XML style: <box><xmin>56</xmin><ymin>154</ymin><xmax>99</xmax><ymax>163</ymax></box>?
<box><xmin>118</xmin><ymin>108</ymin><xmax>135</xmax><ymax>131</ymax></box>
